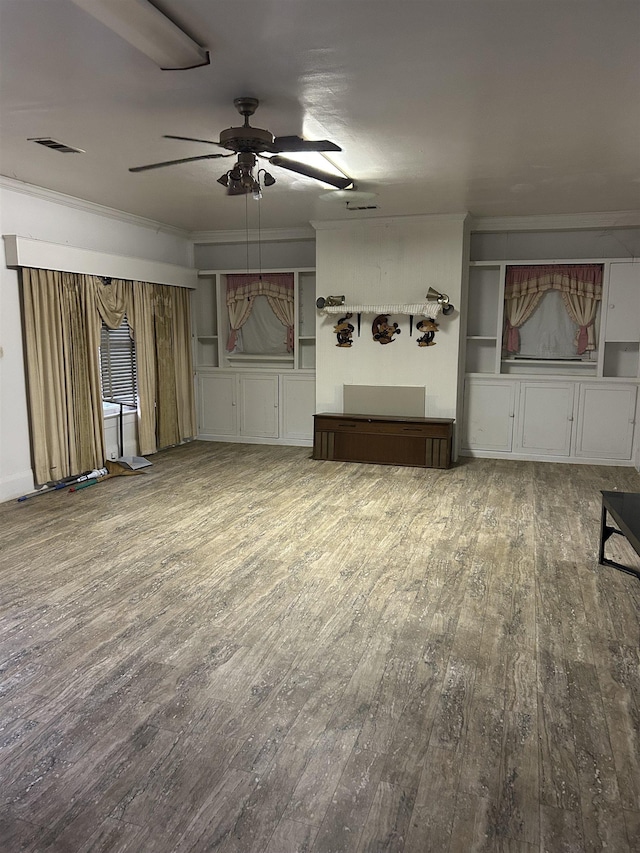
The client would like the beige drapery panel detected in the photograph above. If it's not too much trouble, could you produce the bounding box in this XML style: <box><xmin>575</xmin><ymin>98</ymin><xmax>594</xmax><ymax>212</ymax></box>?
<box><xmin>171</xmin><ymin>286</ymin><xmax>197</xmax><ymax>444</ymax></box>
<box><xmin>22</xmin><ymin>269</ymin><xmax>105</xmax><ymax>483</ymax></box>
<box><xmin>266</xmin><ymin>295</ymin><xmax>295</xmax><ymax>351</ymax></box>
<box><xmin>127</xmin><ymin>281</ymin><xmax>158</xmax><ymax>455</ymax></box>
<box><xmin>503</xmin><ymin>264</ymin><xmax>603</xmax><ymax>354</ymax></box>
<box><xmin>502</xmin><ymin>292</ymin><xmax>545</xmax><ymax>354</ymax></box>
<box><xmin>559</xmin><ymin>292</ymin><xmax>599</xmax><ymax>353</ymax></box>
<box><xmin>21</xmin><ymin>269</ymin><xmax>196</xmax><ymax>484</ymax></box>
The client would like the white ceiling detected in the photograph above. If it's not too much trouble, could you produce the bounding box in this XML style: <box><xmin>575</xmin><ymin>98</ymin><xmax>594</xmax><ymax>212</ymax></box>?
<box><xmin>1</xmin><ymin>0</ymin><xmax>639</xmax><ymax>233</ymax></box>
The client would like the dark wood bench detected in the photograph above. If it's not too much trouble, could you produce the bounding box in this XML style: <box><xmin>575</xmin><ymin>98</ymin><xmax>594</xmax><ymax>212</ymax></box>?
<box><xmin>313</xmin><ymin>412</ymin><xmax>454</xmax><ymax>469</ymax></box>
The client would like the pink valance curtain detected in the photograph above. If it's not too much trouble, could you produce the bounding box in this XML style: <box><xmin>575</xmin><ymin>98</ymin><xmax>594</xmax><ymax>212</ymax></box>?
<box><xmin>503</xmin><ymin>264</ymin><xmax>603</xmax><ymax>355</ymax></box>
<box><xmin>226</xmin><ymin>273</ymin><xmax>295</xmax><ymax>351</ymax></box>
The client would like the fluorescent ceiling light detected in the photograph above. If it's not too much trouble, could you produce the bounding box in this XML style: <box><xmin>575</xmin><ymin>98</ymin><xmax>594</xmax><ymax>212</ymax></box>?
<box><xmin>276</xmin><ymin>151</ymin><xmax>349</xmax><ymax>182</ymax></box>
<box><xmin>70</xmin><ymin>0</ymin><xmax>209</xmax><ymax>70</ymax></box>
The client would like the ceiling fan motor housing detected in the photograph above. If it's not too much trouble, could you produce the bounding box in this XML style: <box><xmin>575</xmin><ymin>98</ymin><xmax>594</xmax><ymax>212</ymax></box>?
<box><xmin>219</xmin><ymin>125</ymin><xmax>273</xmax><ymax>153</ymax></box>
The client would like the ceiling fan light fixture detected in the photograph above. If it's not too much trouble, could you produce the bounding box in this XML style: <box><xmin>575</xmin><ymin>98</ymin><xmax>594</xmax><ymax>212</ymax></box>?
<box><xmin>69</xmin><ymin>0</ymin><xmax>210</xmax><ymax>70</ymax></box>
<box><xmin>217</xmin><ymin>173</ymin><xmax>230</xmax><ymax>187</ymax></box>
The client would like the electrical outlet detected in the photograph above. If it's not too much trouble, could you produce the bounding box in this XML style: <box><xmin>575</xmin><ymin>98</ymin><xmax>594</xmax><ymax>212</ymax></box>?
<box><xmin>109</xmin><ymin>451</ymin><xmax>117</xmax><ymax>460</ymax></box>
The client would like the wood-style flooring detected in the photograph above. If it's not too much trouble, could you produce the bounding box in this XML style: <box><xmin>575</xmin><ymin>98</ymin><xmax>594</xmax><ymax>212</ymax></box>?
<box><xmin>1</xmin><ymin>441</ymin><xmax>639</xmax><ymax>853</ymax></box>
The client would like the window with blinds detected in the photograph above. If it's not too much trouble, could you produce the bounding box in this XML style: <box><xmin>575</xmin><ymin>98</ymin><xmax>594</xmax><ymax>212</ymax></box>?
<box><xmin>100</xmin><ymin>318</ymin><xmax>137</xmax><ymax>408</ymax></box>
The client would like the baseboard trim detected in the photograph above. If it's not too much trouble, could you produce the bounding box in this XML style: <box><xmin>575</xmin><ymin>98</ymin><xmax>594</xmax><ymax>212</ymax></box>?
<box><xmin>197</xmin><ymin>434</ymin><xmax>313</xmax><ymax>448</ymax></box>
<box><xmin>459</xmin><ymin>449</ymin><xmax>636</xmax><ymax>467</ymax></box>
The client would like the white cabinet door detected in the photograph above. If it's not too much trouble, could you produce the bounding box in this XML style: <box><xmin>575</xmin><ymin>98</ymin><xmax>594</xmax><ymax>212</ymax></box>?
<box><xmin>280</xmin><ymin>374</ymin><xmax>315</xmax><ymax>440</ymax></box>
<box><xmin>515</xmin><ymin>382</ymin><xmax>575</xmax><ymax>456</ymax></box>
<box><xmin>574</xmin><ymin>384</ymin><xmax>637</xmax><ymax>460</ymax></box>
<box><xmin>605</xmin><ymin>263</ymin><xmax>640</xmax><ymax>342</ymax></box>
<box><xmin>239</xmin><ymin>373</ymin><xmax>279</xmax><ymax>438</ymax></box>
<box><xmin>462</xmin><ymin>380</ymin><xmax>517</xmax><ymax>451</ymax></box>
<box><xmin>197</xmin><ymin>372</ymin><xmax>237</xmax><ymax>436</ymax></box>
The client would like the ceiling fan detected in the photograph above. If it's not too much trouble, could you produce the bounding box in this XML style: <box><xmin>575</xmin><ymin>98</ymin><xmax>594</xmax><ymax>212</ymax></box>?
<box><xmin>129</xmin><ymin>97</ymin><xmax>353</xmax><ymax>194</ymax></box>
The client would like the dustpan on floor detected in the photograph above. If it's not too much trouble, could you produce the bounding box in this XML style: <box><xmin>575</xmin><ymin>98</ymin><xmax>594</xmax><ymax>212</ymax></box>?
<box><xmin>116</xmin><ymin>455</ymin><xmax>152</xmax><ymax>470</ymax></box>
<box><xmin>103</xmin><ymin>459</ymin><xmax>148</xmax><ymax>478</ymax></box>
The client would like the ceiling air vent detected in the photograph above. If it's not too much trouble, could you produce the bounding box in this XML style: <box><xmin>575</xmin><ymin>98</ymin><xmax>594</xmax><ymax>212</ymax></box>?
<box><xmin>28</xmin><ymin>138</ymin><xmax>85</xmax><ymax>154</ymax></box>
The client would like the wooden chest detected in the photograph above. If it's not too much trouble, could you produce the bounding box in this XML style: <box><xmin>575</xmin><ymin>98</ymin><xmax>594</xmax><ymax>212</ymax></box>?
<box><xmin>313</xmin><ymin>413</ymin><xmax>454</xmax><ymax>469</ymax></box>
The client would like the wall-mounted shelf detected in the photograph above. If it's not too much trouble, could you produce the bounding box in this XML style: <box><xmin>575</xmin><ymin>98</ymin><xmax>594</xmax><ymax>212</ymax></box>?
<box><xmin>502</xmin><ymin>359</ymin><xmax>596</xmax><ymax>367</ymax></box>
<box><xmin>318</xmin><ymin>301</ymin><xmax>443</xmax><ymax>319</ymax></box>
<box><xmin>227</xmin><ymin>353</ymin><xmax>294</xmax><ymax>362</ymax></box>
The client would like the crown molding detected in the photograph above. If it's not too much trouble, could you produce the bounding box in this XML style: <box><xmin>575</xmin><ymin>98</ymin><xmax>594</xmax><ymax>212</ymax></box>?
<box><xmin>190</xmin><ymin>226</ymin><xmax>316</xmax><ymax>244</ymax></box>
<box><xmin>471</xmin><ymin>211</ymin><xmax>640</xmax><ymax>232</ymax></box>
<box><xmin>311</xmin><ymin>213</ymin><xmax>470</xmax><ymax>231</ymax></box>
<box><xmin>0</xmin><ymin>175</ymin><xmax>190</xmax><ymax>239</ymax></box>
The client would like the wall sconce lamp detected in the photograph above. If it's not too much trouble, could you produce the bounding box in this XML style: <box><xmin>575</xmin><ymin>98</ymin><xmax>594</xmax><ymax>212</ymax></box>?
<box><xmin>70</xmin><ymin>0</ymin><xmax>210</xmax><ymax>70</ymax></box>
<box><xmin>426</xmin><ymin>287</ymin><xmax>455</xmax><ymax>315</ymax></box>
<box><xmin>316</xmin><ymin>295</ymin><xmax>346</xmax><ymax>309</ymax></box>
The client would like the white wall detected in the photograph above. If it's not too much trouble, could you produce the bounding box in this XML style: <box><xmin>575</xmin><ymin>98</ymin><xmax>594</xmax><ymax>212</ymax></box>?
<box><xmin>471</xmin><ymin>227</ymin><xmax>640</xmax><ymax>261</ymax></box>
<box><xmin>314</xmin><ymin>215</ymin><xmax>468</xmax><ymax>420</ymax></box>
<box><xmin>195</xmin><ymin>239</ymin><xmax>316</xmax><ymax>271</ymax></box>
<box><xmin>0</xmin><ymin>180</ymin><xmax>192</xmax><ymax>502</ymax></box>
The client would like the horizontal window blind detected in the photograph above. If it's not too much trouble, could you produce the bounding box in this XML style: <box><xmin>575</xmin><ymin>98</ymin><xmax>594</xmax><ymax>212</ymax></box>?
<box><xmin>100</xmin><ymin>318</ymin><xmax>137</xmax><ymax>408</ymax></box>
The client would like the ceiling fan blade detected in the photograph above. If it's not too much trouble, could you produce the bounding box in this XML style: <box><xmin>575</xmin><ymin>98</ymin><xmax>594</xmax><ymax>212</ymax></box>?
<box><xmin>163</xmin><ymin>134</ymin><xmax>225</xmax><ymax>147</ymax></box>
<box><xmin>268</xmin><ymin>156</ymin><xmax>353</xmax><ymax>189</ymax></box>
<box><xmin>129</xmin><ymin>154</ymin><xmax>230</xmax><ymax>173</ymax></box>
<box><xmin>271</xmin><ymin>135</ymin><xmax>342</xmax><ymax>153</ymax></box>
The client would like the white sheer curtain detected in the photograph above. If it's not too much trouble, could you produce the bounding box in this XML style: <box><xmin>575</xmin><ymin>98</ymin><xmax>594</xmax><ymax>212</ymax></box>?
<box><xmin>517</xmin><ymin>290</ymin><xmax>580</xmax><ymax>359</ymax></box>
<box><xmin>236</xmin><ymin>295</ymin><xmax>288</xmax><ymax>354</ymax></box>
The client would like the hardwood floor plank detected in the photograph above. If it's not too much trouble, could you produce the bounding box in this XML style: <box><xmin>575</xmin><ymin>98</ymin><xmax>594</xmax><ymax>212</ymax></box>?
<box><xmin>311</xmin><ymin>747</ymin><xmax>386</xmax><ymax>853</ymax></box>
<box><xmin>623</xmin><ymin>809</ymin><xmax>640</xmax><ymax>851</ymax></box>
<box><xmin>537</xmin><ymin>684</ymin><xmax>580</xmax><ymax>813</ymax></box>
<box><xmin>403</xmin><ymin>744</ymin><xmax>460</xmax><ymax>852</ymax></box>
<box><xmin>283</xmin><ymin>728</ymin><xmax>360</xmax><ymax>827</ymax></box>
<box><xmin>75</xmin><ymin>817</ymin><xmax>150</xmax><ymax>853</ymax></box>
<box><xmin>217</xmin><ymin>742</ymin><xmax>312</xmax><ymax>853</ymax></box>
<box><xmin>356</xmin><ymin>780</ymin><xmax>415</xmax><ymax>853</ymax></box>
<box><xmin>429</xmin><ymin>657</ymin><xmax>476</xmax><ymax>752</ymax></box>
<box><xmin>0</xmin><ymin>810</ymin><xmax>43</xmax><ymax>851</ymax></box>
<box><xmin>265</xmin><ymin>818</ymin><xmax>318</xmax><ymax>853</ymax></box>
<box><xmin>539</xmin><ymin>804</ymin><xmax>584</xmax><ymax>853</ymax></box>
<box><xmin>566</xmin><ymin>658</ymin><xmax>630</xmax><ymax>852</ymax></box>
<box><xmin>457</xmin><ymin>693</ymin><xmax>505</xmax><ymax>802</ymax></box>
<box><xmin>491</xmin><ymin>709</ymin><xmax>540</xmax><ymax>847</ymax></box>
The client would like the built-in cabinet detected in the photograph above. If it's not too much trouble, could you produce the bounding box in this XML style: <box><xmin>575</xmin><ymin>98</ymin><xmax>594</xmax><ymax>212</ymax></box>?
<box><xmin>197</xmin><ymin>371</ymin><xmax>315</xmax><ymax>445</ymax></box>
<box><xmin>463</xmin><ymin>378</ymin><xmax>637</xmax><ymax>462</ymax></box>
<box><xmin>462</xmin><ymin>259</ymin><xmax>639</xmax><ymax>465</ymax></box>
<box><xmin>193</xmin><ymin>268</ymin><xmax>316</xmax><ymax>446</ymax></box>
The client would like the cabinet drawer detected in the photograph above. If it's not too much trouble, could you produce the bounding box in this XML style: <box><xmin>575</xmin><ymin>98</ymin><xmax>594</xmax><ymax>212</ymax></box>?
<box><xmin>314</xmin><ymin>417</ymin><xmax>451</xmax><ymax>439</ymax></box>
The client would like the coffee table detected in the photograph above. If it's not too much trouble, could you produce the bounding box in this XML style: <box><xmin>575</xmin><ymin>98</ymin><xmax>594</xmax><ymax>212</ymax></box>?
<box><xmin>599</xmin><ymin>491</ymin><xmax>640</xmax><ymax>579</ymax></box>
